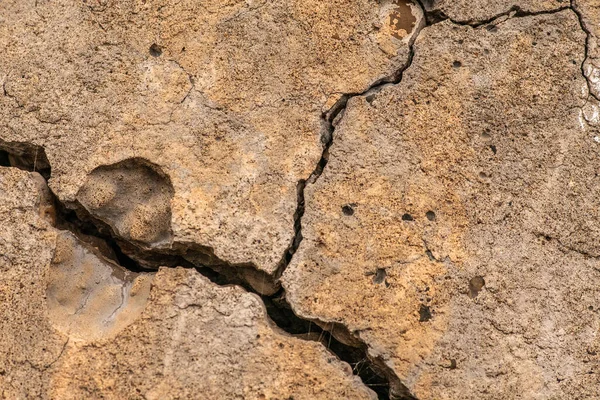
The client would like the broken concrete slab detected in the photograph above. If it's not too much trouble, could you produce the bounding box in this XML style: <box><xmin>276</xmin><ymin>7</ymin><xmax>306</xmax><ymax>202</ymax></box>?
<box><xmin>0</xmin><ymin>168</ymin><xmax>375</xmax><ymax>399</ymax></box>
<box><xmin>50</xmin><ymin>267</ymin><xmax>376</xmax><ymax>400</ymax></box>
<box><xmin>283</xmin><ymin>10</ymin><xmax>597</xmax><ymax>399</ymax></box>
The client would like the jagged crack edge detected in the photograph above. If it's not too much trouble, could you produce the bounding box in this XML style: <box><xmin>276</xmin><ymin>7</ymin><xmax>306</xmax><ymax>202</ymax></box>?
<box><xmin>0</xmin><ymin>143</ymin><xmax>393</xmax><ymax>398</ymax></box>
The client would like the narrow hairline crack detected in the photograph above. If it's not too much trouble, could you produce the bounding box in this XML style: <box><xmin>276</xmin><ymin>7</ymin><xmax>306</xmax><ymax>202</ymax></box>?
<box><xmin>414</xmin><ymin>1</ymin><xmax>598</xmax><ymax>103</ymax></box>
<box><xmin>415</xmin><ymin>1</ymin><xmax>572</xmax><ymax>27</ymax></box>
<box><xmin>570</xmin><ymin>0</ymin><xmax>600</xmax><ymax>103</ymax></box>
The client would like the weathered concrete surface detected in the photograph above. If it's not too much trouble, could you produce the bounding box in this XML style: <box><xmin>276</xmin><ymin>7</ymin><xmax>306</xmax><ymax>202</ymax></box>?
<box><xmin>283</xmin><ymin>10</ymin><xmax>600</xmax><ymax>399</ymax></box>
<box><xmin>4</xmin><ymin>1</ymin><xmax>600</xmax><ymax>399</ymax></box>
<box><xmin>0</xmin><ymin>0</ymin><xmax>423</xmax><ymax>276</ymax></box>
<box><xmin>423</xmin><ymin>0</ymin><xmax>567</xmax><ymax>22</ymax></box>
<box><xmin>0</xmin><ymin>168</ymin><xmax>374</xmax><ymax>399</ymax></box>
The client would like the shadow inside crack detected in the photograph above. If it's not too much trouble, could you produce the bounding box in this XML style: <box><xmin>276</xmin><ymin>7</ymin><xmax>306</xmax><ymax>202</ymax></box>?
<box><xmin>0</xmin><ymin>140</ymin><xmax>414</xmax><ymax>399</ymax></box>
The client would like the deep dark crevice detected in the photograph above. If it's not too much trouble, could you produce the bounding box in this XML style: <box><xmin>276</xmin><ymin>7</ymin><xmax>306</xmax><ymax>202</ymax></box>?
<box><xmin>263</xmin><ymin>290</ymin><xmax>394</xmax><ymax>399</ymax></box>
<box><xmin>0</xmin><ymin>143</ymin><xmax>405</xmax><ymax>399</ymax></box>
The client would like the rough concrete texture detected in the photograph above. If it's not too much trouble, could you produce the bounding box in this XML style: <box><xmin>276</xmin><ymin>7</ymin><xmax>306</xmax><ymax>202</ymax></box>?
<box><xmin>0</xmin><ymin>0</ymin><xmax>423</xmax><ymax>276</ymax></box>
<box><xmin>3</xmin><ymin>0</ymin><xmax>600</xmax><ymax>399</ymax></box>
<box><xmin>283</xmin><ymin>9</ymin><xmax>600</xmax><ymax>399</ymax></box>
<box><xmin>0</xmin><ymin>168</ymin><xmax>374</xmax><ymax>400</ymax></box>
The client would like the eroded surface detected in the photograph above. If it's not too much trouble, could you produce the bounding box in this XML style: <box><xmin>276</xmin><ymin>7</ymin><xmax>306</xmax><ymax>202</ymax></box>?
<box><xmin>0</xmin><ymin>169</ymin><xmax>376</xmax><ymax>399</ymax></box>
<box><xmin>3</xmin><ymin>1</ymin><xmax>600</xmax><ymax>399</ymax></box>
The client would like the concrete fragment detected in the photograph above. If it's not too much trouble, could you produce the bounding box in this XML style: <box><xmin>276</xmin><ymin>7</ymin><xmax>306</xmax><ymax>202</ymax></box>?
<box><xmin>283</xmin><ymin>11</ymin><xmax>596</xmax><ymax>399</ymax></box>
<box><xmin>47</xmin><ymin>231</ymin><xmax>153</xmax><ymax>342</ymax></box>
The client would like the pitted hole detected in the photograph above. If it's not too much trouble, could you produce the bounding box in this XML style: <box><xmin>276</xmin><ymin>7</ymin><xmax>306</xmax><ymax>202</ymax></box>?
<box><xmin>486</xmin><ymin>25</ymin><xmax>498</xmax><ymax>32</ymax></box>
<box><xmin>149</xmin><ymin>43</ymin><xmax>162</xmax><ymax>57</ymax></box>
<box><xmin>452</xmin><ymin>60</ymin><xmax>462</xmax><ymax>68</ymax></box>
<box><xmin>402</xmin><ymin>213</ymin><xmax>414</xmax><ymax>221</ymax></box>
<box><xmin>425</xmin><ymin>249</ymin><xmax>435</xmax><ymax>261</ymax></box>
<box><xmin>77</xmin><ymin>158</ymin><xmax>174</xmax><ymax>245</ymax></box>
<box><xmin>365</xmin><ymin>94</ymin><xmax>376</xmax><ymax>104</ymax></box>
<box><xmin>468</xmin><ymin>276</ymin><xmax>485</xmax><ymax>298</ymax></box>
<box><xmin>490</xmin><ymin>144</ymin><xmax>497</xmax><ymax>154</ymax></box>
<box><xmin>373</xmin><ymin>268</ymin><xmax>387</xmax><ymax>284</ymax></box>
<box><xmin>388</xmin><ymin>1</ymin><xmax>417</xmax><ymax>40</ymax></box>
<box><xmin>425</xmin><ymin>211</ymin><xmax>436</xmax><ymax>221</ymax></box>
<box><xmin>342</xmin><ymin>204</ymin><xmax>355</xmax><ymax>216</ymax></box>
<box><xmin>481</xmin><ymin>129</ymin><xmax>491</xmax><ymax>139</ymax></box>
<box><xmin>479</xmin><ymin>171</ymin><xmax>490</xmax><ymax>179</ymax></box>
<box><xmin>419</xmin><ymin>304</ymin><xmax>432</xmax><ymax>322</ymax></box>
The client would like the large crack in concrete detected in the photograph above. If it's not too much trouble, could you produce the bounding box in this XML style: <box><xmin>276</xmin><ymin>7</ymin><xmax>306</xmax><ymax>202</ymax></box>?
<box><xmin>2</xmin><ymin>3</ymin><xmax>592</xmax><ymax>399</ymax></box>
<box><xmin>0</xmin><ymin>142</ymin><xmax>400</xmax><ymax>399</ymax></box>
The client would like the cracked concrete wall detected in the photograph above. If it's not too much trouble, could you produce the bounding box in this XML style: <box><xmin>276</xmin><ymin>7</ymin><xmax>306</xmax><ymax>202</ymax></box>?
<box><xmin>3</xmin><ymin>0</ymin><xmax>600</xmax><ymax>399</ymax></box>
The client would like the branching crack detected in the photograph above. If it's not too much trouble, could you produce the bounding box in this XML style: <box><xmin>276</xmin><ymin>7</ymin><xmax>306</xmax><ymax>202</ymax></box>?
<box><xmin>415</xmin><ymin>1</ymin><xmax>571</xmax><ymax>27</ymax></box>
<box><xmin>415</xmin><ymin>1</ymin><xmax>597</xmax><ymax>104</ymax></box>
<box><xmin>12</xmin><ymin>3</ymin><xmax>590</xmax><ymax>397</ymax></box>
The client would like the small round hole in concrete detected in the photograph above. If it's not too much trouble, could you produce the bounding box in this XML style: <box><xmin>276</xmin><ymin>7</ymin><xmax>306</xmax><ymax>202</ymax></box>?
<box><xmin>452</xmin><ymin>60</ymin><xmax>462</xmax><ymax>68</ymax></box>
<box><xmin>342</xmin><ymin>204</ymin><xmax>355</xmax><ymax>216</ymax></box>
<box><xmin>468</xmin><ymin>276</ymin><xmax>485</xmax><ymax>298</ymax></box>
<box><xmin>402</xmin><ymin>213</ymin><xmax>414</xmax><ymax>221</ymax></box>
<box><xmin>419</xmin><ymin>304</ymin><xmax>432</xmax><ymax>322</ymax></box>
<box><xmin>373</xmin><ymin>268</ymin><xmax>387</xmax><ymax>285</ymax></box>
<box><xmin>426</xmin><ymin>211</ymin><xmax>436</xmax><ymax>221</ymax></box>
<box><xmin>149</xmin><ymin>43</ymin><xmax>162</xmax><ymax>57</ymax></box>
